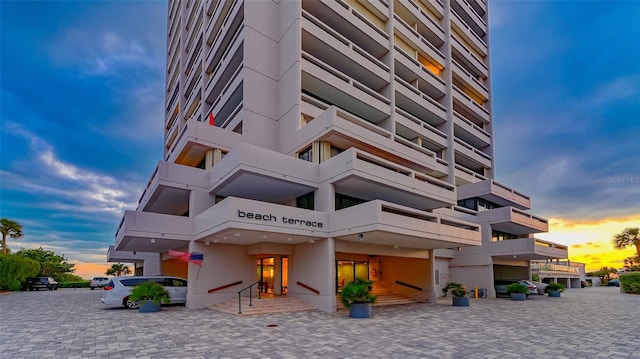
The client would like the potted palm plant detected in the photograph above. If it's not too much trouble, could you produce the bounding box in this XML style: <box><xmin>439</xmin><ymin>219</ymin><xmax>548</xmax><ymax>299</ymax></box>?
<box><xmin>545</xmin><ymin>282</ymin><xmax>565</xmax><ymax>297</ymax></box>
<box><xmin>340</xmin><ymin>277</ymin><xmax>377</xmax><ymax>318</ymax></box>
<box><xmin>506</xmin><ymin>283</ymin><xmax>528</xmax><ymax>301</ymax></box>
<box><xmin>128</xmin><ymin>281</ymin><xmax>171</xmax><ymax>312</ymax></box>
<box><xmin>441</xmin><ymin>282</ymin><xmax>469</xmax><ymax>306</ymax></box>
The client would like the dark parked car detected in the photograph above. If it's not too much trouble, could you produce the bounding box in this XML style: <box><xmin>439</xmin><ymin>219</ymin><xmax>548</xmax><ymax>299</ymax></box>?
<box><xmin>494</xmin><ymin>279</ymin><xmax>537</xmax><ymax>297</ymax></box>
<box><xmin>27</xmin><ymin>277</ymin><xmax>58</xmax><ymax>291</ymax></box>
<box><xmin>606</xmin><ymin>279</ymin><xmax>620</xmax><ymax>287</ymax></box>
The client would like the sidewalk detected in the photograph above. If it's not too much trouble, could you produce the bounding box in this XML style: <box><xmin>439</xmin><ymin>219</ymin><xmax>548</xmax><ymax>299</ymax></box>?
<box><xmin>1</xmin><ymin>286</ymin><xmax>638</xmax><ymax>358</ymax></box>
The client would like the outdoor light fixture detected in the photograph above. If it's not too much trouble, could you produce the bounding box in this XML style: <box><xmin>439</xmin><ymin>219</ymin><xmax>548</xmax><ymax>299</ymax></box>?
<box><xmin>205</xmin><ymin>240</ymin><xmax>210</xmax><ymax>245</ymax></box>
<box><xmin>150</xmin><ymin>238</ymin><xmax>156</xmax><ymax>244</ymax></box>
<box><xmin>309</xmin><ymin>239</ymin><xmax>315</xmax><ymax>244</ymax></box>
<box><xmin>234</xmin><ymin>232</ymin><xmax>241</xmax><ymax>237</ymax></box>
<box><xmin>358</xmin><ymin>233</ymin><xmax>364</xmax><ymax>241</ymax></box>
<box><xmin>393</xmin><ymin>244</ymin><xmax>399</xmax><ymax>249</ymax></box>
<box><xmin>456</xmin><ymin>247</ymin><xmax>462</xmax><ymax>252</ymax></box>
<box><xmin>287</xmin><ymin>237</ymin><xmax>292</xmax><ymax>242</ymax></box>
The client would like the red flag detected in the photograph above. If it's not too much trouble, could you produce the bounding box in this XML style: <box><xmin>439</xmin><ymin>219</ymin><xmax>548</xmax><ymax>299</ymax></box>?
<box><xmin>209</xmin><ymin>112</ymin><xmax>215</xmax><ymax>126</ymax></box>
<box><xmin>168</xmin><ymin>249</ymin><xmax>204</xmax><ymax>266</ymax></box>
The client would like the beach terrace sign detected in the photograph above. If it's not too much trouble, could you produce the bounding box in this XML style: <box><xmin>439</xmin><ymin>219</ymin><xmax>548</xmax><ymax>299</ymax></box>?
<box><xmin>237</xmin><ymin>210</ymin><xmax>323</xmax><ymax>228</ymax></box>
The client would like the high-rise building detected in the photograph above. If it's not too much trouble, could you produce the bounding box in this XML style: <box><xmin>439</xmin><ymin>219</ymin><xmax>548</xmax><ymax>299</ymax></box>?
<box><xmin>109</xmin><ymin>0</ymin><xmax>571</xmax><ymax>312</ymax></box>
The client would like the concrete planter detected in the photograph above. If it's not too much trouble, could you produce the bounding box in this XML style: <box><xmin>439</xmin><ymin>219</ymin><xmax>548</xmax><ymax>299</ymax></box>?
<box><xmin>349</xmin><ymin>303</ymin><xmax>372</xmax><ymax>318</ymax></box>
<box><xmin>138</xmin><ymin>300</ymin><xmax>161</xmax><ymax>313</ymax></box>
<box><xmin>452</xmin><ymin>296</ymin><xmax>470</xmax><ymax>306</ymax></box>
<box><xmin>548</xmin><ymin>291</ymin><xmax>561</xmax><ymax>298</ymax></box>
<box><xmin>510</xmin><ymin>293</ymin><xmax>526</xmax><ymax>301</ymax></box>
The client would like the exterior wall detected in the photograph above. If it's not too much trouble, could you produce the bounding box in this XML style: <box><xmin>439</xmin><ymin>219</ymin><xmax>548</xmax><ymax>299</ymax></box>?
<box><xmin>288</xmin><ymin>238</ymin><xmax>336</xmax><ymax>312</ymax></box>
<box><xmin>186</xmin><ymin>242</ymin><xmax>255</xmax><ymax>310</ymax></box>
<box><xmin>161</xmin><ymin>258</ymin><xmax>188</xmax><ymax>278</ymax></box>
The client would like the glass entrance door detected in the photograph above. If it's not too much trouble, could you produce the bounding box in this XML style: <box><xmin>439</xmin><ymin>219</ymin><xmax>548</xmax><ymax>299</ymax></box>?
<box><xmin>336</xmin><ymin>260</ymin><xmax>369</xmax><ymax>293</ymax></box>
<box><xmin>257</xmin><ymin>257</ymin><xmax>274</xmax><ymax>293</ymax></box>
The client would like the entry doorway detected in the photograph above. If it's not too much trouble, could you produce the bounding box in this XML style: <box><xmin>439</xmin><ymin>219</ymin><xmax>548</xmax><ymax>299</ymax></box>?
<box><xmin>256</xmin><ymin>256</ymin><xmax>288</xmax><ymax>295</ymax></box>
<box><xmin>336</xmin><ymin>260</ymin><xmax>369</xmax><ymax>293</ymax></box>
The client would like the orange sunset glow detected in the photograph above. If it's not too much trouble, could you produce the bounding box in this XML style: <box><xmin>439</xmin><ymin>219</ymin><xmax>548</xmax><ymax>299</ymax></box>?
<box><xmin>537</xmin><ymin>216</ymin><xmax>639</xmax><ymax>272</ymax></box>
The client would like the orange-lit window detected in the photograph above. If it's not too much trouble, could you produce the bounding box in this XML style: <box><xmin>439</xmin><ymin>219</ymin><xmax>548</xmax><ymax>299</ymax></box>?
<box><xmin>418</xmin><ymin>54</ymin><xmax>443</xmax><ymax>77</ymax></box>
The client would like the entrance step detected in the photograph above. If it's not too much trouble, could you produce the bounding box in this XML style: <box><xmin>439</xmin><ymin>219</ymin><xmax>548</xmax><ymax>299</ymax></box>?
<box><xmin>210</xmin><ymin>296</ymin><xmax>316</xmax><ymax>315</ymax></box>
<box><xmin>336</xmin><ymin>292</ymin><xmax>418</xmax><ymax>309</ymax></box>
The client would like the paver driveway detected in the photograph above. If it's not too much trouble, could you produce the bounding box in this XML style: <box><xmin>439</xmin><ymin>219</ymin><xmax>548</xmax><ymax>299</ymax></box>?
<box><xmin>1</xmin><ymin>286</ymin><xmax>638</xmax><ymax>358</ymax></box>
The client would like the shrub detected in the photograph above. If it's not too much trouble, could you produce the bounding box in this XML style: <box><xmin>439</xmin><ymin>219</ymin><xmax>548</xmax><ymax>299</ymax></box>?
<box><xmin>58</xmin><ymin>281</ymin><xmax>90</xmax><ymax>288</ymax></box>
<box><xmin>545</xmin><ymin>282</ymin><xmax>565</xmax><ymax>293</ymax></box>
<box><xmin>620</xmin><ymin>273</ymin><xmax>640</xmax><ymax>294</ymax></box>
<box><xmin>0</xmin><ymin>253</ymin><xmax>40</xmax><ymax>290</ymax></box>
<box><xmin>129</xmin><ymin>282</ymin><xmax>170</xmax><ymax>304</ymax></box>
<box><xmin>506</xmin><ymin>283</ymin><xmax>528</xmax><ymax>294</ymax></box>
<box><xmin>441</xmin><ymin>282</ymin><xmax>467</xmax><ymax>297</ymax></box>
<box><xmin>340</xmin><ymin>277</ymin><xmax>377</xmax><ymax>308</ymax></box>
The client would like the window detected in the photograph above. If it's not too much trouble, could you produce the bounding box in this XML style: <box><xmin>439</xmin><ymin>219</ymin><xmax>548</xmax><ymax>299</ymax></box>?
<box><xmin>299</xmin><ymin>146</ymin><xmax>313</xmax><ymax>162</ymax></box>
<box><xmin>296</xmin><ymin>192</ymin><xmax>314</xmax><ymax>210</ymax></box>
<box><xmin>492</xmin><ymin>230</ymin><xmax>517</xmax><ymax>242</ymax></box>
<box><xmin>335</xmin><ymin>194</ymin><xmax>366</xmax><ymax>210</ymax></box>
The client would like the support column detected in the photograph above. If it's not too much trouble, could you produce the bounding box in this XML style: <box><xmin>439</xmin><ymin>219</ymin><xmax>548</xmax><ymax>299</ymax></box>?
<box><xmin>428</xmin><ymin>249</ymin><xmax>437</xmax><ymax>304</ymax></box>
<box><xmin>273</xmin><ymin>255</ymin><xmax>283</xmax><ymax>295</ymax></box>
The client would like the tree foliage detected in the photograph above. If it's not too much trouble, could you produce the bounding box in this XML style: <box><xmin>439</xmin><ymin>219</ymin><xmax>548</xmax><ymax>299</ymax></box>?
<box><xmin>586</xmin><ymin>267</ymin><xmax>618</xmax><ymax>281</ymax></box>
<box><xmin>623</xmin><ymin>255</ymin><xmax>640</xmax><ymax>272</ymax></box>
<box><xmin>14</xmin><ymin>247</ymin><xmax>75</xmax><ymax>280</ymax></box>
<box><xmin>1</xmin><ymin>218</ymin><xmax>23</xmax><ymax>254</ymax></box>
<box><xmin>0</xmin><ymin>253</ymin><xmax>40</xmax><ymax>290</ymax></box>
<box><xmin>613</xmin><ymin>227</ymin><xmax>640</xmax><ymax>257</ymax></box>
<box><xmin>106</xmin><ymin>263</ymin><xmax>131</xmax><ymax>277</ymax></box>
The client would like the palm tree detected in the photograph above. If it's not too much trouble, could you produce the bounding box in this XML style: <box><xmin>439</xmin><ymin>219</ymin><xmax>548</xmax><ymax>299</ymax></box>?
<box><xmin>613</xmin><ymin>227</ymin><xmax>640</xmax><ymax>257</ymax></box>
<box><xmin>106</xmin><ymin>263</ymin><xmax>131</xmax><ymax>277</ymax></box>
<box><xmin>1</xmin><ymin>218</ymin><xmax>23</xmax><ymax>254</ymax></box>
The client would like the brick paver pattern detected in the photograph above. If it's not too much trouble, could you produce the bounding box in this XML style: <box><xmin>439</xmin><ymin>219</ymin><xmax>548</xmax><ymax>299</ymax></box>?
<box><xmin>1</xmin><ymin>286</ymin><xmax>638</xmax><ymax>358</ymax></box>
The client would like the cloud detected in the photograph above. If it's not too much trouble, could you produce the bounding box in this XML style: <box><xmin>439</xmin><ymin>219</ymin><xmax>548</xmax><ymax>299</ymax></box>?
<box><xmin>571</xmin><ymin>244</ymin><xmax>583</xmax><ymax>249</ymax></box>
<box><xmin>2</xmin><ymin>123</ymin><xmax>141</xmax><ymax>217</ymax></box>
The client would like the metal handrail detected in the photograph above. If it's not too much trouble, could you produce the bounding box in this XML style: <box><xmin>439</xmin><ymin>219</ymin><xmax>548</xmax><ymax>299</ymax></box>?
<box><xmin>237</xmin><ymin>280</ymin><xmax>260</xmax><ymax>314</ymax></box>
<box><xmin>395</xmin><ymin>280</ymin><xmax>423</xmax><ymax>291</ymax></box>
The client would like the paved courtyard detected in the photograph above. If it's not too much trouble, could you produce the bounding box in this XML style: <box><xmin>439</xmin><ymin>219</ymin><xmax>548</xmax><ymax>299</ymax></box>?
<box><xmin>0</xmin><ymin>286</ymin><xmax>638</xmax><ymax>358</ymax></box>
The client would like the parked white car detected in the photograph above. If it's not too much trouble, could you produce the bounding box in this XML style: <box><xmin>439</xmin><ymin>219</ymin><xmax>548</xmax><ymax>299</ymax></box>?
<box><xmin>101</xmin><ymin>276</ymin><xmax>188</xmax><ymax>309</ymax></box>
<box><xmin>90</xmin><ymin>277</ymin><xmax>110</xmax><ymax>290</ymax></box>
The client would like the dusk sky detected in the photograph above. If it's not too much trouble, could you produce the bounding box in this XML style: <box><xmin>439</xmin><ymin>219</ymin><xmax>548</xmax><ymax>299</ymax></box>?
<box><xmin>1</xmin><ymin>0</ymin><xmax>638</xmax><ymax>278</ymax></box>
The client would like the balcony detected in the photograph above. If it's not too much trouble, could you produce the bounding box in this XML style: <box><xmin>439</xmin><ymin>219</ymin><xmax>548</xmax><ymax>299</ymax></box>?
<box><xmin>477</xmin><ymin>207</ymin><xmax>549</xmax><ymax>235</ymax></box>
<box><xmin>488</xmin><ymin>237</ymin><xmax>568</xmax><ymax>261</ymax></box>
<box><xmin>395</xmin><ymin>108</ymin><xmax>448</xmax><ymax>150</ymax></box>
<box><xmin>453</xmin><ymin>112</ymin><xmax>490</xmax><ymax>149</ymax></box>
<box><xmin>208</xmin><ymin>143</ymin><xmax>318</xmax><ymax>203</ymax></box>
<box><xmin>453</xmin><ymin>0</ymin><xmax>486</xmax><ymax>38</ymax></box>
<box><xmin>136</xmin><ymin>161</ymin><xmax>209</xmax><ymax>214</ymax></box>
<box><xmin>394</xmin><ymin>46</ymin><xmax>446</xmax><ymax>98</ymax></box>
<box><xmin>320</xmin><ymin>148</ymin><xmax>455</xmax><ymax>210</ymax></box>
<box><xmin>301</xmin><ymin>52</ymin><xmax>391</xmax><ymax>123</ymax></box>
<box><xmin>454</xmin><ymin>138</ymin><xmax>491</xmax><ymax>169</ymax></box>
<box><xmin>296</xmin><ymin>105</ymin><xmax>446</xmax><ymax>176</ymax></box>
<box><xmin>451</xmin><ymin>35</ymin><xmax>488</xmax><ymax>79</ymax></box>
<box><xmin>328</xmin><ymin>200</ymin><xmax>481</xmax><ymax>249</ymax></box>
<box><xmin>531</xmin><ymin>262</ymin><xmax>581</xmax><ymax>277</ymax></box>
<box><xmin>453</xmin><ymin>85</ymin><xmax>490</xmax><ymax>124</ymax></box>
<box><xmin>394</xmin><ymin>14</ymin><xmax>445</xmax><ymax>66</ymax></box>
<box><xmin>395</xmin><ymin>0</ymin><xmax>445</xmax><ymax>47</ymax></box>
<box><xmin>395</xmin><ymin>77</ymin><xmax>447</xmax><ymax>126</ymax></box>
<box><xmin>457</xmin><ymin>179</ymin><xmax>531</xmax><ymax>210</ymax></box>
<box><xmin>115</xmin><ymin>211</ymin><xmax>193</xmax><ymax>252</ymax></box>
<box><xmin>302</xmin><ymin>11</ymin><xmax>390</xmax><ymax>93</ymax></box>
<box><xmin>450</xmin><ymin>9</ymin><xmax>487</xmax><ymax>58</ymax></box>
<box><xmin>452</xmin><ymin>60</ymin><xmax>488</xmax><ymax>102</ymax></box>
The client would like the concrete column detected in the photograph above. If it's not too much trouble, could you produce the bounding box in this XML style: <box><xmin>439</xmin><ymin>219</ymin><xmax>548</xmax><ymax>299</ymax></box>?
<box><xmin>427</xmin><ymin>249</ymin><xmax>437</xmax><ymax>304</ymax></box>
<box><xmin>204</xmin><ymin>149</ymin><xmax>214</xmax><ymax>170</ymax></box>
<box><xmin>142</xmin><ymin>253</ymin><xmax>161</xmax><ymax>276</ymax></box>
<box><xmin>326</xmin><ymin>237</ymin><xmax>337</xmax><ymax>312</ymax></box>
<box><xmin>273</xmin><ymin>255</ymin><xmax>282</xmax><ymax>295</ymax></box>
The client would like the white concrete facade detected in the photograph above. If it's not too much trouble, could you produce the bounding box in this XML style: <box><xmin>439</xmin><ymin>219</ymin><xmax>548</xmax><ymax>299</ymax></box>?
<box><xmin>109</xmin><ymin>0</ymin><xmax>569</xmax><ymax>311</ymax></box>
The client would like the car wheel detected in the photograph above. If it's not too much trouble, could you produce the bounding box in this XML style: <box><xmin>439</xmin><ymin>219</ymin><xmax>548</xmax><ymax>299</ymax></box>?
<box><xmin>90</xmin><ymin>287</ymin><xmax>94</xmax><ymax>290</ymax></box>
<box><xmin>49</xmin><ymin>287</ymin><xmax>53</xmax><ymax>291</ymax></box>
<box><xmin>125</xmin><ymin>297</ymin><xmax>140</xmax><ymax>309</ymax></box>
